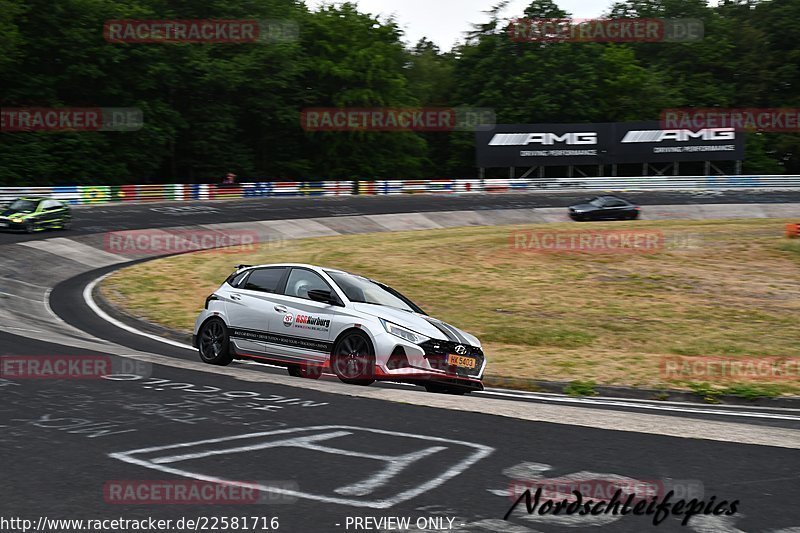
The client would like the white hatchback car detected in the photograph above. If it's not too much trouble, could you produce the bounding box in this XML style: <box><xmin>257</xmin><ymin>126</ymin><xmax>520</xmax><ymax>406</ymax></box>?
<box><xmin>193</xmin><ymin>264</ymin><xmax>486</xmax><ymax>393</ymax></box>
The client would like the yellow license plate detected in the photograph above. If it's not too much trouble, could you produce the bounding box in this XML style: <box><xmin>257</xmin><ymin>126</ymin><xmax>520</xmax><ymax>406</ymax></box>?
<box><xmin>447</xmin><ymin>354</ymin><xmax>476</xmax><ymax>369</ymax></box>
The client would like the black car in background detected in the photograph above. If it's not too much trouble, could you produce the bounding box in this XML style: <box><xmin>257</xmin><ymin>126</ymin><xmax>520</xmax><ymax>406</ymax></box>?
<box><xmin>568</xmin><ymin>195</ymin><xmax>640</xmax><ymax>221</ymax></box>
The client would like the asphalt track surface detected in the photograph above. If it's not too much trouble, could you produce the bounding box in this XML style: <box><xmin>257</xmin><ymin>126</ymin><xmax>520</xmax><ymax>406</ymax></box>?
<box><xmin>2</xmin><ymin>191</ymin><xmax>800</xmax><ymax>533</ymax></box>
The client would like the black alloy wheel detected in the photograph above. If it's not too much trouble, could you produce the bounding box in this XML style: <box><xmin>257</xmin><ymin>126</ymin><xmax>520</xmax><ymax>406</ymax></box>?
<box><xmin>198</xmin><ymin>318</ymin><xmax>233</xmax><ymax>365</ymax></box>
<box><xmin>331</xmin><ymin>331</ymin><xmax>375</xmax><ymax>386</ymax></box>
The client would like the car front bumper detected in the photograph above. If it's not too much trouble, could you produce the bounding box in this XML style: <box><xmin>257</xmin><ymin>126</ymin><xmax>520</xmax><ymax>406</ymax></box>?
<box><xmin>0</xmin><ymin>219</ymin><xmax>29</xmax><ymax>230</ymax></box>
<box><xmin>372</xmin><ymin>332</ymin><xmax>486</xmax><ymax>389</ymax></box>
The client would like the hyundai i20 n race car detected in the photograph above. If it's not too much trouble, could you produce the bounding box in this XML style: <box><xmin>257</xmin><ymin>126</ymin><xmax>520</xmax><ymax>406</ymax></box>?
<box><xmin>194</xmin><ymin>264</ymin><xmax>486</xmax><ymax>393</ymax></box>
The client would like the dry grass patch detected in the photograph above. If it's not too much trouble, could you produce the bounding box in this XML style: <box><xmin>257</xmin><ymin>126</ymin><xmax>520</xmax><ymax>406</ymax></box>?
<box><xmin>102</xmin><ymin>218</ymin><xmax>800</xmax><ymax>396</ymax></box>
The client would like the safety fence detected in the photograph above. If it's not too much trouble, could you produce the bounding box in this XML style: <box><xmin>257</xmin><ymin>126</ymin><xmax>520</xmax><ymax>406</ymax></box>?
<box><xmin>0</xmin><ymin>181</ymin><xmax>353</xmax><ymax>205</ymax></box>
<box><xmin>2</xmin><ymin>175</ymin><xmax>799</xmax><ymax>205</ymax></box>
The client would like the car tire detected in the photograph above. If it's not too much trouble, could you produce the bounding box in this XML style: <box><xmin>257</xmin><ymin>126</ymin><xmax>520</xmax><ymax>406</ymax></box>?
<box><xmin>197</xmin><ymin>318</ymin><xmax>233</xmax><ymax>366</ymax></box>
<box><xmin>331</xmin><ymin>331</ymin><xmax>375</xmax><ymax>386</ymax></box>
<box><xmin>61</xmin><ymin>216</ymin><xmax>72</xmax><ymax>230</ymax></box>
<box><xmin>288</xmin><ymin>364</ymin><xmax>322</xmax><ymax>379</ymax></box>
<box><xmin>25</xmin><ymin>221</ymin><xmax>35</xmax><ymax>233</ymax></box>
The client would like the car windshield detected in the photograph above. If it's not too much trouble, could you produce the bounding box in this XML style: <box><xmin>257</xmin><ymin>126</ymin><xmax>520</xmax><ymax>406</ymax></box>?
<box><xmin>8</xmin><ymin>199</ymin><xmax>38</xmax><ymax>212</ymax></box>
<box><xmin>589</xmin><ymin>198</ymin><xmax>605</xmax><ymax>207</ymax></box>
<box><xmin>326</xmin><ymin>271</ymin><xmax>423</xmax><ymax>314</ymax></box>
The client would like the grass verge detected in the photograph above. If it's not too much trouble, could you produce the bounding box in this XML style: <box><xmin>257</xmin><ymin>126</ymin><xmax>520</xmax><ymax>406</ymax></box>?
<box><xmin>101</xmin><ymin>218</ymin><xmax>800</xmax><ymax>397</ymax></box>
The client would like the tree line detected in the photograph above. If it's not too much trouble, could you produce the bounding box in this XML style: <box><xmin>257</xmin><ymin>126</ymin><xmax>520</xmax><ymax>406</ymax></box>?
<box><xmin>0</xmin><ymin>0</ymin><xmax>798</xmax><ymax>185</ymax></box>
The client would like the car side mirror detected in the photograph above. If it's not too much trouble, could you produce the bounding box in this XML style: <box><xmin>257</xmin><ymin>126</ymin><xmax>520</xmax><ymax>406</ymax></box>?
<box><xmin>308</xmin><ymin>289</ymin><xmax>336</xmax><ymax>305</ymax></box>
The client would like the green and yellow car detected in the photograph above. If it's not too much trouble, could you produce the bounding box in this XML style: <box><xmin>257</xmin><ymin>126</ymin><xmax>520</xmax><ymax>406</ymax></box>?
<box><xmin>0</xmin><ymin>197</ymin><xmax>72</xmax><ymax>233</ymax></box>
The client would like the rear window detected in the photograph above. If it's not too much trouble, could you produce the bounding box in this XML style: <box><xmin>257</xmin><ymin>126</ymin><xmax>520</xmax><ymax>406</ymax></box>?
<box><xmin>242</xmin><ymin>267</ymin><xmax>286</xmax><ymax>293</ymax></box>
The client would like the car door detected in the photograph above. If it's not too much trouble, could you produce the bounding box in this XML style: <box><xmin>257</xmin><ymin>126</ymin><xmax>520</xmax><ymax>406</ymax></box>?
<box><xmin>39</xmin><ymin>200</ymin><xmax>61</xmax><ymax>227</ymax></box>
<box><xmin>602</xmin><ymin>198</ymin><xmax>631</xmax><ymax>219</ymax></box>
<box><xmin>264</xmin><ymin>267</ymin><xmax>338</xmax><ymax>364</ymax></box>
<box><xmin>585</xmin><ymin>198</ymin><xmax>605</xmax><ymax>220</ymax></box>
<box><xmin>50</xmin><ymin>200</ymin><xmax>69</xmax><ymax>227</ymax></box>
<box><xmin>32</xmin><ymin>199</ymin><xmax>48</xmax><ymax>227</ymax></box>
<box><xmin>222</xmin><ymin>266</ymin><xmax>288</xmax><ymax>355</ymax></box>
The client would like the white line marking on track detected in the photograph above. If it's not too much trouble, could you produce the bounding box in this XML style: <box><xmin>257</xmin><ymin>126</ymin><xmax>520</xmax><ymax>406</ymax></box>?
<box><xmin>83</xmin><ymin>273</ymin><xmax>194</xmax><ymax>351</ymax></box>
<box><xmin>477</xmin><ymin>390</ymin><xmax>800</xmax><ymax>421</ymax></box>
<box><xmin>0</xmin><ymin>290</ymin><xmax>43</xmax><ymax>303</ymax></box>
<box><xmin>2</xmin><ymin>278</ymin><xmax>49</xmax><ymax>289</ymax></box>
<box><xmin>110</xmin><ymin>426</ymin><xmax>494</xmax><ymax>509</ymax></box>
<box><xmin>1</xmin><ymin>326</ymin><xmax>45</xmax><ymax>334</ymax></box>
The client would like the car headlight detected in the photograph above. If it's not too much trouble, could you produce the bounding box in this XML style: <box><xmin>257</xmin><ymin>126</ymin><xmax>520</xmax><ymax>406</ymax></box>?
<box><xmin>11</xmin><ymin>218</ymin><xmax>22</xmax><ymax>223</ymax></box>
<box><xmin>380</xmin><ymin>319</ymin><xmax>430</xmax><ymax>344</ymax></box>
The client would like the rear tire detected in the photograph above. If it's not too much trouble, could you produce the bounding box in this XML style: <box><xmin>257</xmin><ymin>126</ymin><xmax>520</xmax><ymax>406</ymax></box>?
<box><xmin>198</xmin><ymin>318</ymin><xmax>233</xmax><ymax>366</ymax></box>
<box><xmin>331</xmin><ymin>331</ymin><xmax>375</xmax><ymax>386</ymax></box>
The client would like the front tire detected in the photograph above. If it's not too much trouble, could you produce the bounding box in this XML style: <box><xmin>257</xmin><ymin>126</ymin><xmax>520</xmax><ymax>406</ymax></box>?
<box><xmin>25</xmin><ymin>221</ymin><xmax>35</xmax><ymax>233</ymax></box>
<box><xmin>331</xmin><ymin>331</ymin><xmax>375</xmax><ymax>386</ymax></box>
<box><xmin>198</xmin><ymin>318</ymin><xmax>233</xmax><ymax>365</ymax></box>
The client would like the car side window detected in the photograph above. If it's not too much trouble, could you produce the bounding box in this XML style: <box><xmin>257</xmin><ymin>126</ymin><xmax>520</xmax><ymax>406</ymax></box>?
<box><xmin>226</xmin><ymin>270</ymin><xmax>250</xmax><ymax>288</ymax></box>
<box><xmin>605</xmin><ymin>198</ymin><xmax>626</xmax><ymax>207</ymax></box>
<box><xmin>242</xmin><ymin>267</ymin><xmax>286</xmax><ymax>293</ymax></box>
<box><xmin>284</xmin><ymin>269</ymin><xmax>330</xmax><ymax>300</ymax></box>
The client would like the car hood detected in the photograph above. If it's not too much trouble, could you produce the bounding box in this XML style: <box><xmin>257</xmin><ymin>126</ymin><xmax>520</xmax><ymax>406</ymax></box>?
<box><xmin>351</xmin><ymin>302</ymin><xmax>481</xmax><ymax>347</ymax></box>
<box><xmin>569</xmin><ymin>203</ymin><xmax>597</xmax><ymax>212</ymax></box>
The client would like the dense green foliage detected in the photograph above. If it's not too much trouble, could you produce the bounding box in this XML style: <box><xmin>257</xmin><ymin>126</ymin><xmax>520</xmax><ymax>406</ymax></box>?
<box><xmin>1</xmin><ymin>0</ymin><xmax>798</xmax><ymax>185</ymax></box>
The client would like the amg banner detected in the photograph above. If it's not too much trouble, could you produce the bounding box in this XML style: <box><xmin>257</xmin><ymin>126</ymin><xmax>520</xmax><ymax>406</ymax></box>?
<box><xmin>475</xmin><ymin>121</ymin><xmax>745</xmax><ymax>167</ymax></box>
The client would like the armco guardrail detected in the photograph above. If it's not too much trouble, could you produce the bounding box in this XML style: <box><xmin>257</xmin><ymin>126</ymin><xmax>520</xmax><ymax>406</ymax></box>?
<box><xmin>359</xmin><ymin>175</ymin><xmax>800</xmax><ymax>194</ymax></box>
<box><xmin>2</xmin><ymin>175</ymin><xmax>799</xmax><ymax>205</ymax></box>
<box><xmin>0</xmin><ymin>181</ymin><xmax>354</xmax><ymax>205</ymax></box>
